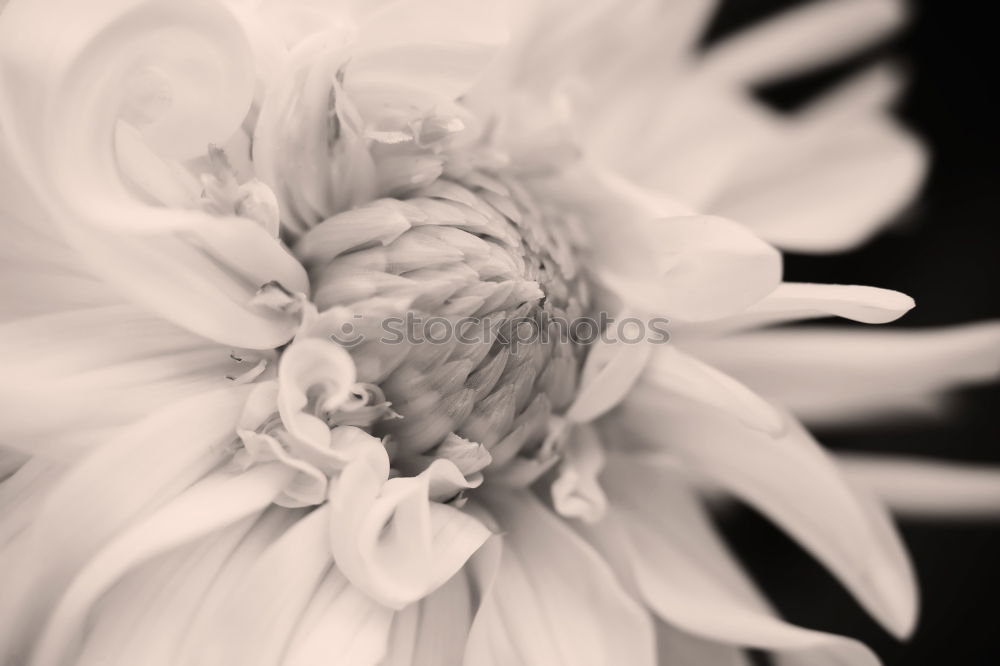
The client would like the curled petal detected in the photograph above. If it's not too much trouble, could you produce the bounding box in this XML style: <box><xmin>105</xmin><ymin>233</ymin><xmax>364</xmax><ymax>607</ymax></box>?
<box><xmin>277</xmin><ymin>337</ymin><xmax>358</xmax><ymax>463</ymax></box>
<box><xmin>551</xmin><ymin>424</ymin><xmax>608</xmax><ymax>523</ymax></box>
<box><xmin>327</xmin><ymin>446</ymin><xmax>490</xmax><ymax>608</ymax></box>
<box><xmin>0</xmin><ymin>0</ymin><xmax>307</xmax><ymax>348</ymax></box>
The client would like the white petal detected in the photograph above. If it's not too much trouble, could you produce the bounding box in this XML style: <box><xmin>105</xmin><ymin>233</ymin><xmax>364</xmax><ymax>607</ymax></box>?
<box><xmin>622</xmin><ymin>394</ymin><xmax>917</xmax><ymax>638</ymax></box>
<box><xmin>282</xmin><ymin>569</ymin><xmax>394</xmax><ymax>666</ymax></box>
<box><xmin>0</xmin><ymin>0</ymin><xmax>309</xmax><ymax>348</ymax></box>
<box><xmin>465</xmin><ymin>491</ymin><xmax>656</xmax><ymax>666</ymax></box>
<box><xmin>550</xmin><ymin>424</ymin><xmax>608</xmax><ymax>523</ymax></box>
<box><xmin>586</xmin><ymin>454</ymin><xmax>882</xmax><ymax>664</ymax></box>
<box><xmin>327</xmin><ymin>446</ymin><xmax>490</xmax><ymax>608</ymax></box>
<box><xmin>714</xmin><ymin>117</ymin><xmax>926</xmax><ymax>253</ymax></box>
<box><xmin>700</xmin><ymin>0</ymin><xmax>907</xmax><ymax>85</ymax></box>
<box><xmin>840</xmin><ymin>454</ymin><xmax>1000</xmax><ymax>520</ymax></box>
<box><xmin>684</xmin><ymin>322</ymin><xmax>1000</xmax><ymax>425</ymax></box>
<box><xmin>32</xmin><ymin>463</ymin><xmax>292</xmax><ymax>666</ymax></box>
<box><xmin>73</xmin><ymin>518</ymin><xmax>257</xmax><ymax>666</ymax></box>
<box><xmin>0</xmin><ymin>306</ymin><xmax>247</xmax><ymax>460</ymax></box>
<box><xmin>566</xmin><ymin>337</ymin><xmax>652</xmax><ymax>423</ymax></box>
<box><xmin>382</xmin><ymin>563</ymin><xmax>476</xmax><ymax>666</ymax></box>
<box><xmin>0</xmin><ymin>386</ymin><xmax>250</xmax><ymax>660</ymax></box>
<box><xmin>681</xmin><ymin>283</ymin><xmax>915</xmax><ymax>336</ymax></box>
<box><xmin>641</xmin><ymin>346</ymin><xmax>785</xmax><ymax>435</ymax></box>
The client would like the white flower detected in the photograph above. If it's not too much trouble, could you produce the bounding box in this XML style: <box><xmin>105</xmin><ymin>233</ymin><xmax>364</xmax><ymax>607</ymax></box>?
<box><xmin>0</xmin><ymin>0</ymin><xmax>997</xmax><ymax>665</ymax></box>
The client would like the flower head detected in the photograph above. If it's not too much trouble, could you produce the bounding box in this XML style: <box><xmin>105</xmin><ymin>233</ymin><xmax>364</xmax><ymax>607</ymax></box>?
<box><xmin>1</xmin><ymin>0</ymin><xmax>999</xmax><ymax>664</ymax></box>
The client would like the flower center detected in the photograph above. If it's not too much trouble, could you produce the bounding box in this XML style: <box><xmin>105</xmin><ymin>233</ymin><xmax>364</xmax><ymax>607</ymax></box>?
<box><xmin>294</xmin><ymin>170</ymin><xmax>592</xmax><ymax>484</ymax></box>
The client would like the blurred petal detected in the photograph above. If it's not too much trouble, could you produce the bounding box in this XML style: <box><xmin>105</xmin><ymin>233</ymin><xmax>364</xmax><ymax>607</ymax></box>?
<box><xmin>383</xmin><ymin>561</ymin><xmax>476</xmax><ymax>666</ymax></box>
<box><xmin>0</xmin><ymin>0</ymin><xmax>308</xmax><ymax>348</ymax></box>
<box><xmin>641</xmin><ymin>346</ymin><xmax>785</xmax><ymax>435</ymax></box>
<box><xmin>714</xmin><ymin>118</ymin><xmax>926</xmax><ymax>253</ymax></box>
<box><xmin>33</xmin><ymin>463</ymin><xmax>293</xmax><ymax>666</ymax></box>
<box><xmin>655</xmin><ymin>621</ymin><xmax>751</xmax><ymax>666</ymax></box>
<box><xmin>589</xmin><ymin>453</ymin><xmax>885</xmax><ymax>664</ymax></box>
<box><xmin>622</xmin><ymin>394</ymin><xmax>918</xmax><ymax>638</ymax></box>
<box><xmin>465</xmin><ymin>491</ymin><xmax>656</xmax><ymax>666</ymax></box>
<box><xmin>684</xmin><ymin>322</ymin><xmax>1000</xmax><ymax>425</ymax></box>
<box><xmin>0</xmin><ymin>305</ymin><xmax>249</xmax><ymax>460</ymax></box>
<box><xmin>840</xmin><ymin>454</ymin><xmax>1000</xmax><ymax>520</ymax></box>
<box><xmin>681</xmin><ymin>283</ymin><xmax>915</xmax><ymax>335</ymax></box>
<box><xmin>0</xmin><ymin>386</ymin><xmax>250</xmax><ymax>661</ymax></box>
<box><xmin>282</xmin><ymin>567</ymin><xmax>394</xmax><ymax>666</ymax></box>
<box><xmin>700</xmin><ymin>0</ymin><xmax>907</xmax><ymax>85</ymax></box>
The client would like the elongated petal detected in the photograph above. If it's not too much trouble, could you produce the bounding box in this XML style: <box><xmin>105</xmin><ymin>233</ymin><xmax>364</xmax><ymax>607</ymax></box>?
<box><xmin>566</xmin><ymin>337</ymin><xmax>652</xmax><ymax>423</ymax></box>
<box><xmin>282</xmin><ymin>568</ymin><xmax>394</xmax><ymax>666</ymax></box>
<box><xmin>72</xmin><ymin>518</ymin><xmax>258</xmax><ymax>666</ymax></box>
<box><xmin>0</xmin><ymin>305</ymin><xmax>249</xmax><ymax>460</ymax></box>
<box><xmin>465</xmin><ymin>491</ymin><xmax>656</xmax><ymax>666</ymax></box>
<box><xmin>684</xmin><ymin>322</ymin><xmax>1000</xmax><ymax>425</ymax></box>
<box><xmin>382</xmin><ymin>562</ymin><xmax>475</xmax><ymax>666</ymax></box>
<box><xmin>840</xmin><ymin>454</ymin><xmax>1000</xmax><ymax>520</ymax></box>
<box><xmin>587</xmin><ymin>453</ymin><xmax>883</xmax><ymax>664</ymax></box>
<box><xmin>655</xmin><ymin>621</ymin><xmax>752</xmax><ymax>666</ymax></box>
<box><xmin>714</xmin><ymin>118</ymin><xmax>926</xmax><ymax>253</ymax></box>
<box><xmin>682</xmin><ymin>283</ymin><xmax>914</xmax><ymax>336</ymax></box>
<box><xmin>700</xmin><ymin>0</ymin><xmax>907</xmax><ymax>85</ymax></box>
<box><xmin>0</xmin><ymin>386</ymin><xmax>250</xmax><ymax>661</ymax></box>
<box><xmin>32</xmin><ymin>463</ymin><xmax>292</xmax><ymax>666</ymax></box>
<box><xmin>622</xmin><ymin>393</ymin><xmax>917</xmax><ymax>638</ymax></box>
<box><xmin>641</xmin><ymin>346</ymin><xmax>785</xmax><ymax>434</ymax></box>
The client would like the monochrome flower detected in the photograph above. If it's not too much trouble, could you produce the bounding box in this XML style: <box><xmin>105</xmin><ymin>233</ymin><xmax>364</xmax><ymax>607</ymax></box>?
<box><xmin>0</xmin><ymin>0</ymin><xmax>997</xmax><ymax>664</ymax></box>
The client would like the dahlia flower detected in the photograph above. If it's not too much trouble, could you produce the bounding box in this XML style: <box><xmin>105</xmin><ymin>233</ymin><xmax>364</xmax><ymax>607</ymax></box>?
<box><xmin>0</xmin><ymin>0</ymin><xmax>997</xmax><ymax>664</ymax></box>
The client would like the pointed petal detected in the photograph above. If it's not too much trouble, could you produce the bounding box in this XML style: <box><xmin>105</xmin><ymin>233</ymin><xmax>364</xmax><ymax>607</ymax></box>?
<box><xmin>683</xmin><ymin>283</ymin><xmax>915</xmax><ymax>335</ymax></box>
<box><xmin>587</xmin><ymin>453</ymin><xmax>884</xmax><ymax>664</ymax></box>
<box><xmin>840</xmin><ymin>454</ymin><xmax>1000</xmax><ymax>520</ymax></box>
<box><xmin>566</xmin><ymin>337</ymin><xmax>652</xmax><ymax>423</ymax></box>
<box><xmin>701</xmin><ymin>0</ymin><xmax>907</xmax><ymax>85</ymax></box>
<box><xmin>622</xmin><ymin>394</ymin><xmax>918</xmax><ymax>638</ymax></box>
<box><xmin>465</xmin><ymin>491</ymin><xmax>656</xmax><ymax>666</ymax></box>
<box><xmin>684</xmin><ymin>322</ymin><xmax>1000</xmax><ymax>425</ymax></box>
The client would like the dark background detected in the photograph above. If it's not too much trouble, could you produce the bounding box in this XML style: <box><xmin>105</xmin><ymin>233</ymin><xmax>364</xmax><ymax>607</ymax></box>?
<box><xmin>706</xmin><ymin>1</ymin><xmax>1000</xmax><ymax>664</ymax></box>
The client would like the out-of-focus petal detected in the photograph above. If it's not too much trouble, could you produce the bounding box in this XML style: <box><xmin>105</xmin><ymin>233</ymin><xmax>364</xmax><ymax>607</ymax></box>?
<box><xmin>282</xmin><ymin>567</ymin><xmax>394</xmax><ymax>666</ymax></box>
<box><xmin>0</xmin><ymin>387</ymin><xmax>250</xmax><ymax>662</ymax></box>
<box><xmin>714</xmin><ymin>118</ymin><xmax>926</xmax><ymax>253</ymax></box>
<box><xmin>622</xmin><ymin>394</ymin><xmax>918</xmax><ymax>639</ymax></box>
<box><xmin>465</xmin><ymin>491</ymin><xmax>656</xmax><ymax>666</ymax></box>
<box><xmin>699</xmin><ymin>0</ymin><xmax>907</xmax><ymax>85</ymax></box>
<box><xmin>32</xmin><ymin>463</ymin><xmax>293</xmax><ymax>666</ymax></box>
<box><xmin>684</xmin><ymin>322</ymin><xmax>1000</xmax><ymax>425</ymax></box>
<box><xmin>0</xmin><ymin>305</ymin><xmax>252</xmax><ymax>460</ymax></box>
<box><xmin>0</xmin><ymin>0</ymin><xmax>308</xmax><ymax>348</ymax></box>
<box><xmin>679</xmin><ymin>283</ymin><xmax>914</xmax><ymax>336</ymax></box>
<box><xmin>383</xmin><ymin>561</ymin><xmax>476</xmax><ymax>666</ymax></box>
<box><xmin>840</xmin><ymin>454</ymin><xmax>1000</xmax><ymax>520</ymax></box>
<box><xmin>655</xmin><ymin>620</ymin><xmax>751</xmax><ymax>666</ymax></box>
<box><xmin>641</xmin><ymin>346</ymin><xmax>785</xmax><ymax>435</ymax></box>
<box><xmin>588</xmin><ymin>453</ymin><xmax>884</xmax><ymax>664</ymax></box>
